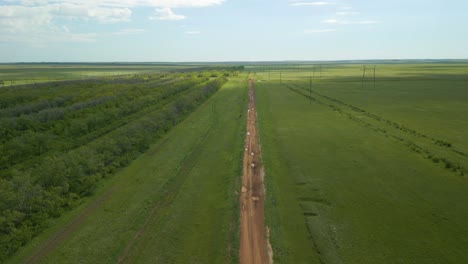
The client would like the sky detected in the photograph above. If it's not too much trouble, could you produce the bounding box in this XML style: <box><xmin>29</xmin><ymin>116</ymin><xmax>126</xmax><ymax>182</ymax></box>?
<box><xmin>0</xmin><ymin>0</ymin><xmax>467</xmax><ymax>62</ymax></box>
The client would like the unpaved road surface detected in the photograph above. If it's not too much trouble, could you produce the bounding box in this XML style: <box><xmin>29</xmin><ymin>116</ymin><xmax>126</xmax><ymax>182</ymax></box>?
<box><xmin>239</xmin><ymin>77</ymin><xmax>269</xmax><ymax>264</ymax></box>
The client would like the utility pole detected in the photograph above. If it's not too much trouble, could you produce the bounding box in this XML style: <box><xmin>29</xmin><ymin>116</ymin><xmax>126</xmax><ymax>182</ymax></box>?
<box><xmin>373</xmin><ymin>65</ymin><xmax>376</xmax><ymax>88</ymax></box>
<box><xmin>313</xmin><ymin>65</ymin><xmax>316</xmax><ymax>79</ymax></box>
<box><xmin>319</xmin><ymin>65</ymin><xmax>322</xmax><ymax>80</ymax></box>
<box><xmin>309</xmin><ymin>76</ymin><xmax>312</xmax><ymax>104</ymax></box>
<box><xmin>362</xmin><ymin>65</ymin><xmax>367</xmax><ymax>88</ymax></box>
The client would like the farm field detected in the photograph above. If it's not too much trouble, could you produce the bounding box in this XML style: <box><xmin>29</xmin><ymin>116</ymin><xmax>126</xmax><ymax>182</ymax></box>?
<box><xmin>1</xmin><ymin>62</ymin><xmax>468</xmax><ymax>264</ymax></box>
<box><xmin>2</xmin><ymin>0</ymin><xmax>468</xmax><ymax>263</ymax></box>
<box><xmin>0</xmin><ymin>66</ymin><xmax>244</xmax><ymax>262</ymax></box>
<box><xmin>0</xmin><ymin>63</ymin><xmax>208</xmax><ymax>86</ymax></box>
<box><xmin>253</xmin><ymin>64</ymin><xmax>468</xmax><ymax>263</ymax></box>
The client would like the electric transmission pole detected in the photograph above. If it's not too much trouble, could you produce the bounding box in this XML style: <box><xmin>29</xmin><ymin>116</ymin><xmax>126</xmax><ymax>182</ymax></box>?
<box><xmin>373</xmin><ymin>65</ymin><xmax>376</xmax><ymax>88</ymax></box>
<box><xmin>362</xmin><ymin>65</ymin><xmax>367</xmax><ymax>88</ymax></box>
<box><xmin>319</xmin><ymin>65</ymin><xmax>322</xmax><ymax>80</ymax></box>
<box><xmin>309</xmin><ymin>76</ymin><xmax>312</xmax><ymax>104</ymax></box>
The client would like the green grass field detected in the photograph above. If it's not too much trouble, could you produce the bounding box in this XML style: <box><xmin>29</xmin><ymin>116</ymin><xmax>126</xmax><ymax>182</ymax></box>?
<box><xmin>3</xmin><ymin>62</ymin><xmax>468</xmax><ymax>263</ymax></box>
<box><xmin>7</xmin><ymin>76</ymin><xmax>248</xmax><ymax>263</ymax></box>
<box><xmin>254</xmin><ymin>64</ymin><xmax>468</xmax><ymax>263</ymax></box>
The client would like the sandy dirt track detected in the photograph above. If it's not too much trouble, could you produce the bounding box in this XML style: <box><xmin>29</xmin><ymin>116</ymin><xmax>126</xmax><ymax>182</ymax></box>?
<box><xmin>239</xmin><ymin>76</ymin><xmax>270</xmax><ymax>264</ymax></box>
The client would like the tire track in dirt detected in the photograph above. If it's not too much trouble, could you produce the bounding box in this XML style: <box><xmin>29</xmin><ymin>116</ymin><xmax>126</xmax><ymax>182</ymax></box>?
<box><xmin>23</xmin><ymin>188</ymin><xmax>114</xmax><ymax>264</ymax></box>
<box><xmin>116</xmin><ymin>103</ymin><xmax>218</xmax><ymax>264</ymax></box>
<box><xmin>22</xmin><ymin>133</ymin><xmax>173</xmax><ymax>264</ymax></box>
<box><xmin>239</xmin><ymin>76</ymin><xmax>271</xmax><ymax>264</ymax></box>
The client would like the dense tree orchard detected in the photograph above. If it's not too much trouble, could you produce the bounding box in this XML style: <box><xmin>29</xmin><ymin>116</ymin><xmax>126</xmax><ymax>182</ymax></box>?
<box><xmin>0</xmin><ymin>68</ymin><xmax>239</xmax><ymax>260</ymax></box>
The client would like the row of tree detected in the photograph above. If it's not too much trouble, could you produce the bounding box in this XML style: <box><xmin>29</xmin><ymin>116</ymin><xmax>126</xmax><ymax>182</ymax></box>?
<box><xmin>0</xmin><ymin>75</ymin><xmax>209</xmax><ymax>169</ymax></box>
<box><xmin>0</xmin><ymin>69</ymin><xmax>235</xmax><ymax>261</ymax></box>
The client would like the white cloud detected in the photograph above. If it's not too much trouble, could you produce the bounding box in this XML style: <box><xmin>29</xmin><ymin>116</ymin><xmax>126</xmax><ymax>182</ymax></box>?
<box><xmin>0</xmin><ymin>3</ymin><xmax>131</xmax><ymax>35</ymax></box>
<box><xmin>0</xmin><ymin>31</ymin><xmax>98</xmax><ymax>44</ymax></box>
<box><xmin>321</xmin><ymin>19</ymin><xmax>379</xmax><ymax>25</ymax></box>
<box><xmin>112</xmin><ymin>28</ymin><xmax>146</xmax><ymax>35</ymax></box>
<box><xmin>4</xmin><ymin>0</ymin><xmax>225</xmax><ymax>8</ymax></box>
<box><xmin>315</xmin><ymin>5</ymin><xmax>380</xmax><ymax>27</ymax></box>
<box><xmin>336</xmin><ymin>11</ymin><xmax>359</xmax><ymax>16</ymax></box>
<box><xmin>150</xmin><ymin>7</ymin><xmax>185</xmax><ymax>20</ymax></box>
<box><xmin>355</xmin><ymin>20</ymin><xmax>380</xmax><ymax>24</ymax></box>
<box><xmin>85</xmin><ymin>6</ymin><xmax>132</xmax><ymax>23</ymax></box>
<box><xmin>290</xmin><ymin>1</ymin><xmax>335</xmax><ymax>7</ymax></box>
<box><xmin>322</xmin><ymin>19</ymin><xmax>340</xmax><ymax>24</ymax></box>
<box><xmin>140</xmin><ymin>0</ymin><xmax>224</xmax><ymax>8</ymax></box>
<box><xmin>185</xmin><ymin>30</ymin><xmax>200</xmax><ymax>34</ymax></box>
<box><xmin>0</xmin><ymin>0</ymin><xmax>224</xmax><ymax>44</ymax></box>
<box><xmin>304</xmin><ymin>29</ymin><xmax>336</xmax><ymax>33</ymax></box>
<box><xmin>0</xmin><ymin>5</ymin><xmax>53</xmax><ymax>33</ymax></box>
<box><xmin>54</xmin><ymin>3</ymin><xmax>89</xmax><ymax>17</ymax></box>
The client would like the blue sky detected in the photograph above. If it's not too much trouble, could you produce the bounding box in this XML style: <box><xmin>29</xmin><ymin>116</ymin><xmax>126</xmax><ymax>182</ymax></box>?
<box><xmin>1</xmin><ymin>0</ymin><xmax>467</xmax><ymax>62</ymax></box>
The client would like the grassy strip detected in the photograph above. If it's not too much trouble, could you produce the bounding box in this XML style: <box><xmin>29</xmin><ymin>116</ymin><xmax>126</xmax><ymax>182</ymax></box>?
<box><xmin>256</xmin><ymin>80</ymin><xmax>322</xmax><ymax>263</ymax></box>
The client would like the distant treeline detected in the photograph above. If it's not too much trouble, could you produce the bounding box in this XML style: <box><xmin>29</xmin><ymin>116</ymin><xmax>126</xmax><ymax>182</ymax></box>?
<box><xmin>174</xmin><ymin>65</ymin><xmax>244</xmax><ymax>73</ymax></box>
<box><xmin>0</xmin><ymin>68</ymin><xmax>238</xmax><ymax>261</ymax></box>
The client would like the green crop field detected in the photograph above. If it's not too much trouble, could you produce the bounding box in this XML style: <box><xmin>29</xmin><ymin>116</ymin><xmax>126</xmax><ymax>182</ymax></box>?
<box><xmin>253</xmin><ymin>63</ymin><xmax>468</xmax><ymax>263</ymax></box>
<box><xmin>2</xmin><ymin>0</ymin><xmax>468</xmax><ymax>263</ymax></box>
<box><xmin>1</xmin><ymin>62</ymin><xmax>468</xmax><ymax>264</ymax></box>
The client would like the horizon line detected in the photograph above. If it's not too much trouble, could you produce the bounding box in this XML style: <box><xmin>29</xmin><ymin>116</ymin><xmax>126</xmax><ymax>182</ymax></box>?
<box><xmin>1</xmin><ymin>58</ymin><xmax>468</xmax><ymax>64</ymax></box>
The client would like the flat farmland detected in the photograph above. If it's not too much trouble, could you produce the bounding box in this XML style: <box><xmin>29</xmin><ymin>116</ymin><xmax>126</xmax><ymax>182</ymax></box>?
<box><xmin>254</xmin><ymin>64</ymin><xmax>468</xmax><ymax>263</ymax></box>
<box><xmin>8</xmin><ymin>76</ymin><xmax>247</xmax><ymax>263</ymax></box>
<box><xmin>1</xmin><ymin>67</ymin><xmax>246</xmax><ymax>263</ymax></box>
<box><xmin>0</xmin><ymin>63</ymin><xmax>202</xmax><ymax>86</ymax></box>
<box><xmin>2</xmin><ymin>63</ymin><xmax>468</xmax><ymax>264</ymax></box>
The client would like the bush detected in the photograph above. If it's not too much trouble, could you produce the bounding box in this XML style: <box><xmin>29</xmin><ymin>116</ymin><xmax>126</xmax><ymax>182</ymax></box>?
<box><xmin>0</xmin><ymin>74</ymin><xmax>228</xmax><ymax>261</ymax></box>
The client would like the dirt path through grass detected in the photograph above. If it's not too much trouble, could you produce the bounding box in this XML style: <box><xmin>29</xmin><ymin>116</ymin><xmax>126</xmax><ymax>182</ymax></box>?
<box><xmin>239</xmin><ymin>76</ymin><xmax>271</xmax><ymax>264</ymax></box>
<box><xmin>23</xmin><ymin>188</ymin><xmax>115</xmax><ymax>264</ymax></box>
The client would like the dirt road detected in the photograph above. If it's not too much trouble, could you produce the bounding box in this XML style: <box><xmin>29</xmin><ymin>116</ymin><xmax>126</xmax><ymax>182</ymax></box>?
<box><xmin>239</xmin><ymin>76</ymin><xmax>270</xmax><ymax>264</ymax></box>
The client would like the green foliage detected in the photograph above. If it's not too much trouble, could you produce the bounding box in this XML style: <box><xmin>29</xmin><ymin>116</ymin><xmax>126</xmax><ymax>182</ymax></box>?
<box><xmin>7</xmin><ymin>77</ymin><xmax>246</xmax><ymax>264</ymax></box>
<box><xmin>0</xmin><ymin>70</ymin><xmax>232</xmax><ymax>261</ymax></box>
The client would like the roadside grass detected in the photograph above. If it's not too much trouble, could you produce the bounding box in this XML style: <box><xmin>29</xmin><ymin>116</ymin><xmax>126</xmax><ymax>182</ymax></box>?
<box><xmin>255</xmin><ymin>75</ymin><xmax>468</xmax><ymax>263</ymax></box>
<box><xmin>256</xmin><ymin>79</ymin><xmax>322</xmax><ymax>264</ymax></box>
<box><xmin>8</xmin><ymin>77</ymin><xmax>247</xmax><ymax>263</ymax></box>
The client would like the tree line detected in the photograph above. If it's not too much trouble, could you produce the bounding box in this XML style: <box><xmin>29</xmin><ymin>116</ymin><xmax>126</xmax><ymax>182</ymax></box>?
<box><xmin>0</xmin><ymin>69</ymin><xmax>237</xmax><ymax>261</ymax></box>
